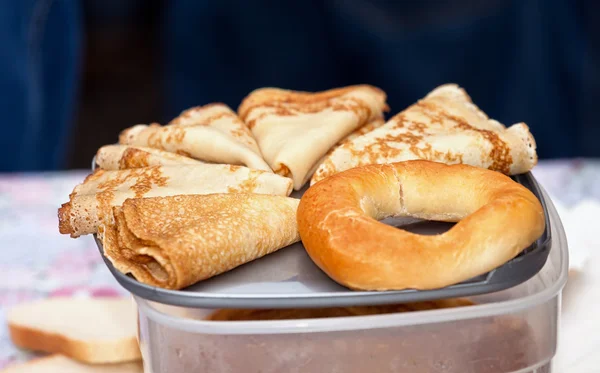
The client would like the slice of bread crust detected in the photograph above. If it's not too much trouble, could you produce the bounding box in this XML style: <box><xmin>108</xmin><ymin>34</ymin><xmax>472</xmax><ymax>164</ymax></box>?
<box><xmin>0</xmin><ymin>355</ymin><xmax>143</xmax><ymax>373</ymax></box>
<box><xmin>7</xmin><ymin>297</ymin><xmax>141</xmax><ymax>364</ymax></box>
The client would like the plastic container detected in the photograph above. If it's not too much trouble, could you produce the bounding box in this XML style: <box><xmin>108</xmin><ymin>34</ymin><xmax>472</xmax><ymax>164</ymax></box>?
<box><xmin>133</xmin><ymin>187</ymin><xmax>568</xmax><ymax>373</ymax></box>
<box><xmin>99</xmin><ymin>172</ymin><xmax>553</xmax><ymax>309</ymax></box>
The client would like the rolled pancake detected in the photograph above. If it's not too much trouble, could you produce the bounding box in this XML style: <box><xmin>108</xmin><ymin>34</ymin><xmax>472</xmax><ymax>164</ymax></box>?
<box><xmin>119</xmin><ymin>103</ymin><xmax>271</xmax><ymax>171</ymax></box>
<box><xmin>311</xmin><ymin>84</ymin><xmax>538</xmax><ymax>185</ymax></box>
<box><xmin>95</xmin><ymin>144</ymin><xmax>202</xmax><ymax>170</ymax></box>
<box><xmin>102</xmin><ymin>194</ymin><xmax>301</xmax><ymax>289</ymax></box>
<box><xmin>238</xmin><ymin>85</ymin><xmax>389</xmax><ymax>190</ymax></box>
<box><xmin>58</xmin><ymin>164</ymin><xmax>293</xmax><ymax>238</ymax></box>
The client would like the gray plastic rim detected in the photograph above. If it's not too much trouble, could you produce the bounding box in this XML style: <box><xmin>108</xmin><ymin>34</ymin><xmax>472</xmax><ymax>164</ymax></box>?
<box><xmin>93</xmin><ymin>162</ymin><xmax>553</xmax><ymax>309</ymax></box>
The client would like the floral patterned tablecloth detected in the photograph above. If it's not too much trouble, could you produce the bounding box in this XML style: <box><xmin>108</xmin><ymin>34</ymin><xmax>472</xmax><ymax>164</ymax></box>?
<box><xmin>0</xmin><ymin>160</ymin><xmax>598</xmax><ymax>370</ymax></box>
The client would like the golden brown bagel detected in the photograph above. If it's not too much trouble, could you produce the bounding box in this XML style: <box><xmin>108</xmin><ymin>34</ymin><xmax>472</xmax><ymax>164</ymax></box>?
<box><xmin>297</xmin><ymin>160</ymin><xmax>545</xmax><ymax>291</ymax></box>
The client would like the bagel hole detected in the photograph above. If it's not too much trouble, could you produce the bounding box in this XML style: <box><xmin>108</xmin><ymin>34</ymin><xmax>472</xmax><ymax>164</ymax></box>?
<box><xmin>381</xmin><ymin>217</ymin><xmax>455</xmax><ymax>236</ymax></box>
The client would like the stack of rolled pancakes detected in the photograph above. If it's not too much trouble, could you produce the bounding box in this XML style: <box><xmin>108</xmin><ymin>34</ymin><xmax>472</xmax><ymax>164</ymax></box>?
<box><xmin>58</xmin><ymin>84</ymin><xmax>538</xmax><ymax>290</ymax></box>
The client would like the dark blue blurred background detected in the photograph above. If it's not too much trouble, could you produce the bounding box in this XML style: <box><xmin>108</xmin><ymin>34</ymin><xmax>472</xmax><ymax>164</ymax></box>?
<box><xmin>0</xmin><ymin>0</ymin><xmax>598</xmax><ymax>171</ymax></box>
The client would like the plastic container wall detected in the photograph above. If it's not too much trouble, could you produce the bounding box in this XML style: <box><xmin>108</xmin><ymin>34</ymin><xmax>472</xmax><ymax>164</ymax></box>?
<box><xmin>135</xmin><ymin>190</ymin><xmax>568</xmax><ymax>373</ymax></box>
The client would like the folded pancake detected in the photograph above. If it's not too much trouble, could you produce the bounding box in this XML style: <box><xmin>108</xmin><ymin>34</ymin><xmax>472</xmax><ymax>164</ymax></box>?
<box><xmin>101</xmin><ymin>194</ymin><xmax>301</xmax><ymax>289</ymax></box>
<box><xmin>309</xmin><ymin>116</ymin><xmax>386</xmax><ymax>178</ymax></box>
<box><xmin>311</xmin><ymin>84</ymin><xmax>538</xmax><ymax>185</ymax></box>
<box><xmin>95</xmin><ymin>144</ymin><xmax>202</xmax><ymax>170</ymax></box>
<box><xmin>58</xmin><ymin>164</ymin><xmax>293</xmax><ymax>238</ymax></box>
<box><xmin>119</xmin><ymin>103</ymin><xmax>271</xmax><ymax>171</ymax></box>
<box><xmin>336</xmin><ymin>116</ymin><xmax>386</xmax><ymax>145</ymax></box>
<box><xmin>238</xmin><ymin>85</ymin><xmax>389</xmax><ymax>190</ymax></box>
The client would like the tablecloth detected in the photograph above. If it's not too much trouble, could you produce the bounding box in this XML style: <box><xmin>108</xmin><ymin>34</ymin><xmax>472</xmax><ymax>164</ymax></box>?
<box><xmin>0</xmin><ymin>160</ymin><xmax>598</xmax><ymax>371</ymax></box>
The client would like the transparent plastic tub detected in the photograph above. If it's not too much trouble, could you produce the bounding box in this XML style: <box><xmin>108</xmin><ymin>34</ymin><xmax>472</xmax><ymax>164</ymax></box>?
<box><xmin>134</xmin><ymin>189</ymin><xmax>568</xmax><ymax>373</ymax></box>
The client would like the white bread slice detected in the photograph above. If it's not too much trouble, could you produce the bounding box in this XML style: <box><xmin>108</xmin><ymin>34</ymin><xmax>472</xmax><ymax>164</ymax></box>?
<box><xmin>7</xmin><ymin>297</ymin><xmax>141</xmax><ymax>364</ymax></box>
<box><xmin>0</xmin><ymin>355</ymin><xmax>143</xmax><ymax>373</ymax></box>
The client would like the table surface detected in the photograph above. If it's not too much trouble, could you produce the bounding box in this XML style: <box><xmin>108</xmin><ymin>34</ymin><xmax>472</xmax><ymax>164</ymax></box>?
<box><xmin>0</xmin><ymin>160</ymin><xmax>599</xmax><ymax>371</ymax></box>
